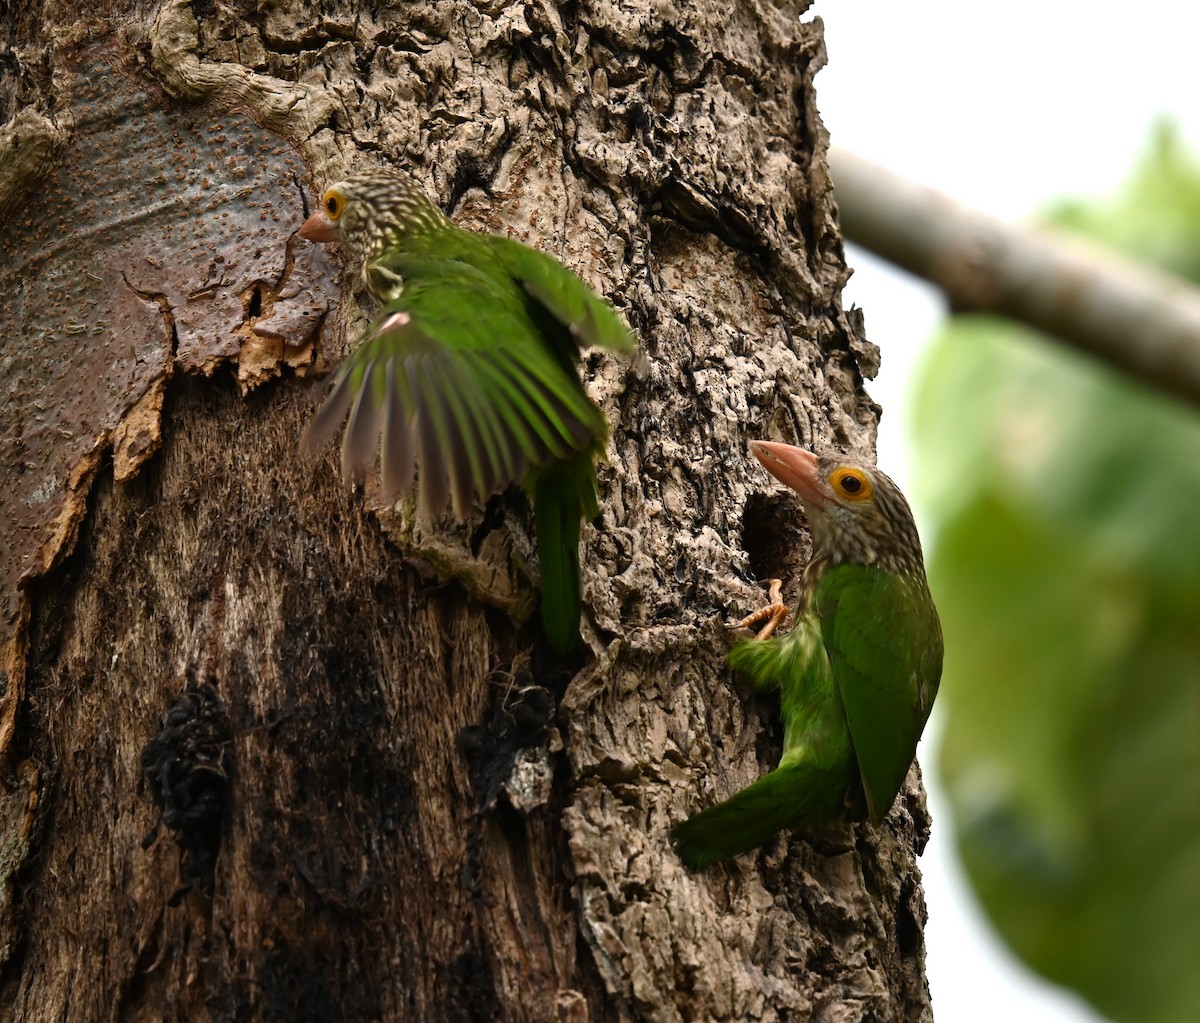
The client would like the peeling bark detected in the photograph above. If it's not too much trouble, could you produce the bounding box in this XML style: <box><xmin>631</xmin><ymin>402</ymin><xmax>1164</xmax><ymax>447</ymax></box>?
<box><xmin>0</xmin><ymin>2</ymin><xmax>932</xmax><ymax>1021</ymax></box>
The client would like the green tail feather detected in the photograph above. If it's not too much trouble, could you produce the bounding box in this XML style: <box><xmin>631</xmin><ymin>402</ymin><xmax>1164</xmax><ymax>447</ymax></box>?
<box><xmin>673</xmin><ymin>624</ymin><xmax>856</xmax><ymax>868</ymax></box>
<box><xmin>670</xmin><ymin>757</ymin><xmax>852</xmax><ymax>870</ymax></box>
<box><xmin>532</xmin><ymin>453</ymin><xmax>598</xmax><ymax>653</ymax></box>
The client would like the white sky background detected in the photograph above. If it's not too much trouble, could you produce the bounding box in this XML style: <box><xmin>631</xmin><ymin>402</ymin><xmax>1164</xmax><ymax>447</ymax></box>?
<box><xmin>816</xmin><ymin>4</ymin><xmax>1200</xmax><ymax>1021</ymax></box>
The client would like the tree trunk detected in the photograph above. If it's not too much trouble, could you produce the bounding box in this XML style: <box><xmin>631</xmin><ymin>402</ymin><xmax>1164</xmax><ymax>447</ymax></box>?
<box><xmin>0</xmin><ymin>2</ymin><xmax>934</xmax><ymax>1021</ymax></box>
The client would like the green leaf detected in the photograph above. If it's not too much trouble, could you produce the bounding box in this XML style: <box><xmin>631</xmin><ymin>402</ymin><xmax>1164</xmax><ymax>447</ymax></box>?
<box><xmin>913</xmin><ymin>131</ymin><xmax>1200</xmax><ymax>1023</ymax></box>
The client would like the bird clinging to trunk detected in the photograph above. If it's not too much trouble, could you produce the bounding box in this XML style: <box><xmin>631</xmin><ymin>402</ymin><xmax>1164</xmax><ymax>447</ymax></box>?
<box><xmin>671</xmin><ymin>441</ymin><xmax>943</xmax><ymax>869</ymax></box>
<box><xmin>297</xmin><ymin>167</ymin><xmax>634</xmax><ymax>653</ymax></box>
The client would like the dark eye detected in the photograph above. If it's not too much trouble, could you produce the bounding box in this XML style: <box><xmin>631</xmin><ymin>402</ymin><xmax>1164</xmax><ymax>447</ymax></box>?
<box><xmin>325</xmin><ymin>195</ymin><xmax>340</xmax><ymax>215</ymax></box>
<box><xmin>840</xmin><ymin>475</ymin><xmax>862</xmax><ymax>494</ymax></box>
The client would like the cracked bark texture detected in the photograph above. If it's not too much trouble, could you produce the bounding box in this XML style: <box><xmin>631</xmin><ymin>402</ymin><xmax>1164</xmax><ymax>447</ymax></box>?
<box><xmin>0</xmin><ymin>1</ymin><xmax>934</xmax><ymax>1021</ymax></box>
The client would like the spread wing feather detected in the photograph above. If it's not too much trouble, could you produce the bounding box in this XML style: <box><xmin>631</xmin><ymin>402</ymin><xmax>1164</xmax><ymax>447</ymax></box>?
<box><xmin>379</xmin><ymin>357</ymin><xmax>413</xmax><ymax>498</ymax></box>
<box><xmin>487</xmin><ymin>237</ymin><xmax>634</xmax><ymax>354</ymax></box>
<box><xmin>300</xmin><ymin>257</ymin><xmax>606</xmax><ymax>515</ymax></box>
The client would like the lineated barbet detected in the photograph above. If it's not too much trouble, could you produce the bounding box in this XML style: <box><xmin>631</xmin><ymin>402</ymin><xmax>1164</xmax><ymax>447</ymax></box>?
<box><xmin>297</xmin><ymin>168</ymin><xmax>634</xmax><ymax>653</ymax></box>
<box><xmin>671</xmin><ymin>442</ymin><xmax>942</xmax><ymax>869</ymax></box>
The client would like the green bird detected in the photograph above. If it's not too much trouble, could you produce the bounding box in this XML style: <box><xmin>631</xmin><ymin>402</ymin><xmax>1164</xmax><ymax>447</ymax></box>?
<box><xmin>297</xmin><ymin>168</ymin><xmax>634</xmax><ymax>653</ymax></box>
<box><xmin>671</xmin><ymin>441</ymin><xmax>942</xmax><ymax>869</ymax></box>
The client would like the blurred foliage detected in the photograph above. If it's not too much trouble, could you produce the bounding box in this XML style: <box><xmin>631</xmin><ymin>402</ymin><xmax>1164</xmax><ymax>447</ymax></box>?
<box><xmin>1053</xmin><ymin>121</ymin><xmax>1200</xmax><ymax>281</ymax></box>
<box><xmin>913</xmin><ymin>125</ymin><xmax>1200</xmax><ymax>1023</ymax></box>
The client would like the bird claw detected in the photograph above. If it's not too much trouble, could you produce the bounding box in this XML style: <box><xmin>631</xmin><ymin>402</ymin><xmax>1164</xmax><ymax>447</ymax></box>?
<box><xmin>726</xmin><ymin>578</ymin><xmax>789</xmax><ymax>640</ymax></box>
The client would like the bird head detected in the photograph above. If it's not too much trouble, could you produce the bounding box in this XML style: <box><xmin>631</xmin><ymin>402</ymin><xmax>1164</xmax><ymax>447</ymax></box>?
<box><xmin>749</xmin><ymin>441</ymin><xmax>925</xmax><ymax>574</ymax></box>
<box><xmin>298</xmin><ymin>168</ymin><xmax>449</xmax><ymax>265</ymax></box>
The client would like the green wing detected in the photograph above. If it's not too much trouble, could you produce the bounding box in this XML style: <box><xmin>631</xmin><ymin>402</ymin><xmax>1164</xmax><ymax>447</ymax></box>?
<box><xmin>817</xmin><ymin>563</ymin><xmax>943</xmax><ymax>821</ymax></box>
<box><xmin>672</xmin><ymin>623</ymin><xmax>860</xmax><ymax>867</ymax></box>
<box><xmin>302</xmin><ymin>257</ymin><xmax>605</xmax><ymax>516</ymax></box>
<box><xmin>485</xmin><ymin>236</ymin><xmax>635</xmax><ymax>355</ymax></box>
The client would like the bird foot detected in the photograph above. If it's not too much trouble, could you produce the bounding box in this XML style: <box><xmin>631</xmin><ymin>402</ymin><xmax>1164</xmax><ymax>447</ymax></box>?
<box><xmin>727</xmin><ymin>578</ymin><xmax>789</xmax><ymax>640</ymax></box>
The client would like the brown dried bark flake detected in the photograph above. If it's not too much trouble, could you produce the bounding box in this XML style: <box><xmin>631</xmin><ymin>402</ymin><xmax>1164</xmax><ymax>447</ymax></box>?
<box><xmin>0</xmin><ymin>2</ymin><xmax>929</xmax><ymax>1022</ymax></box>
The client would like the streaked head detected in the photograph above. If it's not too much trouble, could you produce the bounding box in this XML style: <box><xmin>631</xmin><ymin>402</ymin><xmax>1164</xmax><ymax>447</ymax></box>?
<box><xmin>749</xmin><ymin>440</ymin><xmax>925</xmax><ymax>573</ymax></box>
<box><xmin>298</xmin><ymin>168</ymin><xmax>449</xmax><ymax>264</ymax></box>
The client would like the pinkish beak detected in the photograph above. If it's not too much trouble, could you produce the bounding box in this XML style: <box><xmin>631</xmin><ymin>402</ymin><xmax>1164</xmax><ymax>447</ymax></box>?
<box><xmin>748</xmin><ymin>441</ymin><xmax>827</xmax><ymax>506</ymax></box>
<box><xmin>298</xmin><ymin>210</ymin><xmax>338</xmax><ymax>242</ymax></box>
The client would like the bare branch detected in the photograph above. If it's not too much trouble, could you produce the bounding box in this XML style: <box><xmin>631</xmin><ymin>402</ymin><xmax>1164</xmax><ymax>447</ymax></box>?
<box><xmin>830</xmin><ymin>147</ymin><xmax>1200</xmax><ymax>405</ymax></box>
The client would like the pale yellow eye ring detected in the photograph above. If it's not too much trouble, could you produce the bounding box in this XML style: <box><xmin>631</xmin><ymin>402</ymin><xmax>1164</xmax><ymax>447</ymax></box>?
<box><xmin>323</xmin><ymin>188</ymin><xmax>346</xmax><ymax>220</ymax></box>
<box><xmin>830</xmin><ymin>467</ymin><xmax>873</xmax><ymax>502</ymax></box>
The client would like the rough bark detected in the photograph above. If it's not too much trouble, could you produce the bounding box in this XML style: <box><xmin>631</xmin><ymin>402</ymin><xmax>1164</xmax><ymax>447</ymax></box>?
<box><xmin>0</xmin><ymin>2</ymin><xmax>933</xmax><ymax>1021</ymax></box>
